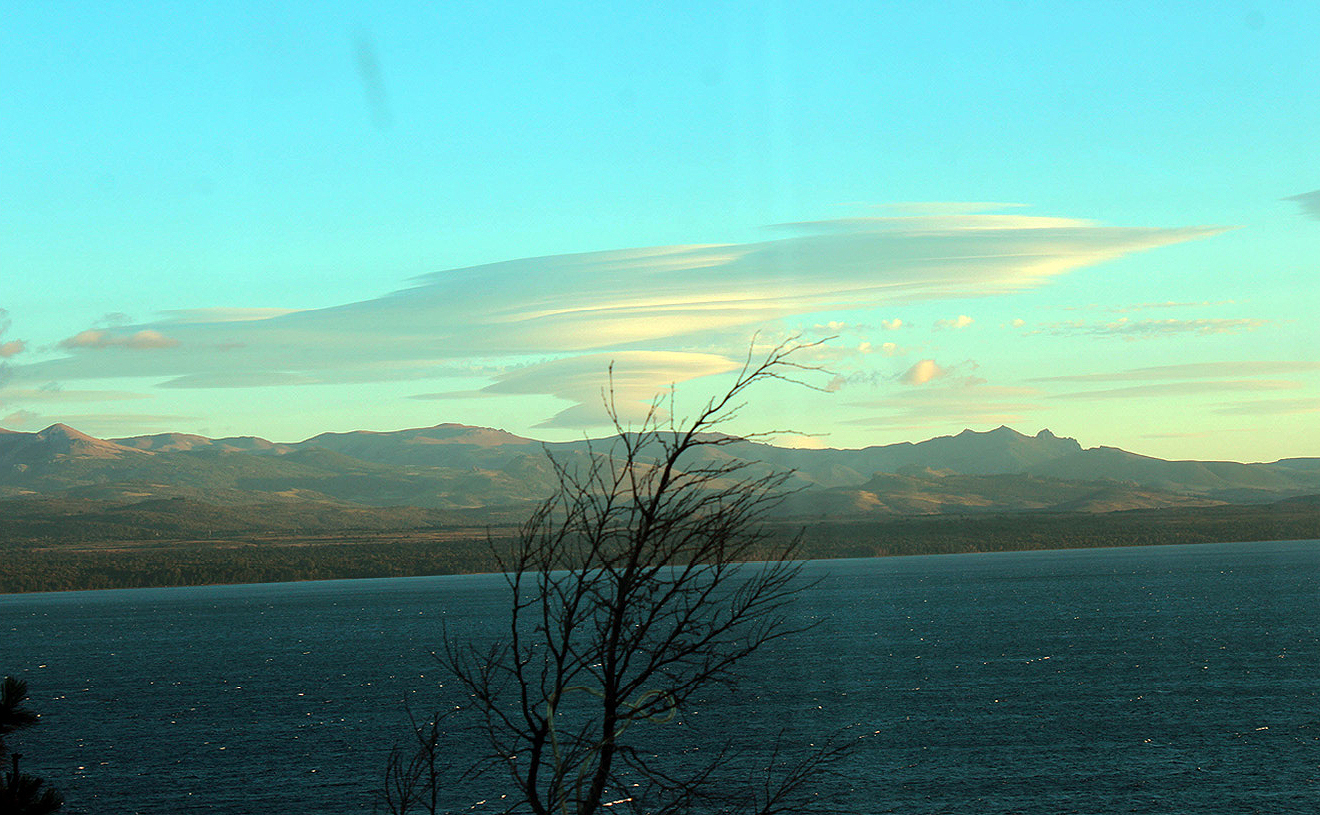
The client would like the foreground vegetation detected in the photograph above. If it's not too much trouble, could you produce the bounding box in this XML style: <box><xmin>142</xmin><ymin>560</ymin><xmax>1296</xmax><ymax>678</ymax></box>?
<box><xmin>3</xmin><ymin>496</ymin><xmax>1317</xmax><ymax>594</ymax></box>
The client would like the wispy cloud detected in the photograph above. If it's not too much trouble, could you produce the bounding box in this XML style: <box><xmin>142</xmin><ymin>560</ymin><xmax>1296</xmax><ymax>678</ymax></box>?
<box><xmin>1034</xmin><ymin>317</ymin><xmax>1268</xmax><ymax>340</ymax></box>
<box><xmin>1060</xmin><ymin>300</ymin><xmax>1236</xmax><ymax>313</ymax></box>
<box><xmin>844</xmin><ymin>382</ymin><xmax>1042</xmax><ymax>429</ymax></box>
<box><xmin>0</xmin><ymin>388</ymin><xmax>153</xmax><ymax>404</ymax></box>
<box><xmin>413</xmin><ymin>351</ymin><xmax>738</xmax><ymax>429</ymax></box>
<box><xmin>1</xmin><ymin>410</ymin><xmax>199</xmax><ymax>433</ymax></box>
<box><xmin>159</xmin><ymin>308</ymin><xmax>303</xmax><ymax>324</ymax></box>
<box><xmin>158</xmin><ymin>371</ymin><xmax>321</xmax><ymax>389</ymax></box>
<box><xmin>9</xmin><ymin>210</ymin><xmax>1226</xmax><ymax>429</ymax></box>
<box><xmin>826</xmin><ymin>358</ymin><xmax>984</xmax><ymax>392</ymax></box>
<box><xmin>1034</xmin><ymin>360</ymin><xmax>1320</xmax><ymax>383</ymax></box>
<box><xmin>1285</xmin><ymin>190</ymin><xmax>1320</xmax><ymax>221</ymax></box>
<box><xmin>1050</xmin><ymin>379</ymin><xmax>1301</xmax><ymax>400</ymax></box>
<box><xmin>1141</xmin><ymin>431</ymin><xmax>1216</xmax><ymax>440</ymax></box>
<box><xmin>1113</xmin><ymin>300</ymin><xmax>1237</xmax><ymax>312</ymax></box>
<box><xmin>874</xmin><ymin>201</ymin><xmax>1027</xmax><ymax>215</ymax></box>
<box><xmin>95</xmin><ymin>312</ymin><xmax>134</xmax><ymax>327</ymax></box>
<box><xmin>1213</xmin><ymin>397</ymin><xmax>1320</xmax><ymax>416</ymax></box>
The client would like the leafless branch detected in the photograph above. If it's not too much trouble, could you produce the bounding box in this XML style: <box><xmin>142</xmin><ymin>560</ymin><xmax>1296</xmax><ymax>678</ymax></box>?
<box><xmin>386</xmin><ymin>337</ymin><xmax>850</xmax><ymax>814</ymax></box>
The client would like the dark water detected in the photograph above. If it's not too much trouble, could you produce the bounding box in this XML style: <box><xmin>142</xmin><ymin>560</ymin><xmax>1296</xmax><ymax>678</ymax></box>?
<box><xmin>2</xmin><ymin>540</ymin><xmax>1318</xmax><ymax>814</ymax></box>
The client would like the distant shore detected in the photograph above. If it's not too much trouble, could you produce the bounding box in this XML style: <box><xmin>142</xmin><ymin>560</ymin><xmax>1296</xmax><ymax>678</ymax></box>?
<box><xmin>4</xmin><ymin>497</ymin><xmax>1317</xmax><ymax>594</ymax></box>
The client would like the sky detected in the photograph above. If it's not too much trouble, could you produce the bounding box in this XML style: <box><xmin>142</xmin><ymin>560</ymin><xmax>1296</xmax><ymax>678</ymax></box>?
<box><xmin>2</xmin><ymin>1</ymin><xmax>1318</xmax><ymax>462</ymax></box>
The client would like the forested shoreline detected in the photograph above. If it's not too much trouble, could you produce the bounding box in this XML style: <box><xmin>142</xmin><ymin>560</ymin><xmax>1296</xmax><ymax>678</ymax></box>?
<box><xmin>3</xmin><ymin>497</ymin><xmax>1317</xmax><ymax>594</ymax></box>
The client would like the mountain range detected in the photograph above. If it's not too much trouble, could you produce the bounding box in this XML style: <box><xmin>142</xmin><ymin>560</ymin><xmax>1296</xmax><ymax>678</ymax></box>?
<box><xmin>2</xmin><ymin>422</ymin><xmax>1318</xmax><ymax>517</ymax></box>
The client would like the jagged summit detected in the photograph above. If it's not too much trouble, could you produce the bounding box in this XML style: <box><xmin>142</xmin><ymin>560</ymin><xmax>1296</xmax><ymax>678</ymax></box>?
<box><xmin>954</xmin><ymin>425</ymin><xmax>1060</xmax><ymax>441</ymax></box>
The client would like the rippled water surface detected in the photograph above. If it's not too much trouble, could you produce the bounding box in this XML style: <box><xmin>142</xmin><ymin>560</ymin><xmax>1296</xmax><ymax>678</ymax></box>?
<box><xmin>3</xmin><ymin>540</ymin><xmax>1318</xmax><ymax>814</ymax></box>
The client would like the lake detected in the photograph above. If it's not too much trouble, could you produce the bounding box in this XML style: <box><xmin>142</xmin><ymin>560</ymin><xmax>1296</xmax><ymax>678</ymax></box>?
<box><xmin>2</xmin><ymin>539</ymin><xmax>1317</xmax><ymax>814</ymax></box>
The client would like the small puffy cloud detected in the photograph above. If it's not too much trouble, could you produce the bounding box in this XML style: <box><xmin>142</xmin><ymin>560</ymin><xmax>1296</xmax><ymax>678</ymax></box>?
<box><xmin>849</xmin><ymin>341</ymin><xmax>907</xmax><ymax>359</ymax></box>
<box><xmin>1285</xmin><ymin>190</ymin><xmax>1320</xmax><ymax>221</ymax></box>
<box><xmin>900</xmin><ymin>359</ymin><xmax>946</xmax><ymax>386</ymax></box>
<box><xmin>59</xmin><ymin>330</ymin><xmax>107</xmax><ymax>349</ymax></box>
<box><xmin>59</xmin><ymin>329</ymin><xmax>181</xmax><ymax>351</ymax></box>
<box><xmin>881</xmin><ymin>319</ymin><xmax>903</xmax><ymax>330</ymax></box>
<box><xmin>1010</xmin><ymin>318</ymin><xmax>1026</xmax><ymax>328</ymax></box>
<box><xmin>934</xmin><ymin>314</ymin><xmax>974</xmax><ymax>330</ymax></box>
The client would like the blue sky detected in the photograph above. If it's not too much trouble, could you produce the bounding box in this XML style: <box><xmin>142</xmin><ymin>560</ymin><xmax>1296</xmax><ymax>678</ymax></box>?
<box><xmin>2</xmin><ymin>1</ymin><xmax>1317</xmax><ymax>461</ymax></box>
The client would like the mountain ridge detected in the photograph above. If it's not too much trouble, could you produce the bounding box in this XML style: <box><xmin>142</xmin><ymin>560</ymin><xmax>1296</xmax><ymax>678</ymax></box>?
<box><xmin>2</xmin><ymin>421</ymin><xmax>1318</xmax><ymax>516</ymax></box>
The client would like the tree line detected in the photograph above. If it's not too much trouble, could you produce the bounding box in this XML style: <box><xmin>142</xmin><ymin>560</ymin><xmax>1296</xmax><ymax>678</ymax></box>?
<box><xmin>4</xmin><ymin>499</ymin><xmax>1317</xmax><ymax>594</ymax></box>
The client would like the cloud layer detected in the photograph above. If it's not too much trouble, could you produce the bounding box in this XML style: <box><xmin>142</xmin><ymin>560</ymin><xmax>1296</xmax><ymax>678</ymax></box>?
<box><xmin>9</xmin><ymin>211</ymin><xmax>1225</xmax><ymax>428</ymax></box>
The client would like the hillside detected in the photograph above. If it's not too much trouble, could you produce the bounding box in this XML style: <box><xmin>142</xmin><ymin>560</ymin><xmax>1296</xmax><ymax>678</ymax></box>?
<box><xmin>2</xmin><ymin>422</ymin><xmax>1318</xmax><ymax>517</ymax></box>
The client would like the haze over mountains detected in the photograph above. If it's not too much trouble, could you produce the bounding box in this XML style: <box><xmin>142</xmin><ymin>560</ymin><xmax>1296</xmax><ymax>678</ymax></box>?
<box><xmin>2</xmin><ymin>422</ymin><xmax>1318</xmax><ymax>517</ymax></box>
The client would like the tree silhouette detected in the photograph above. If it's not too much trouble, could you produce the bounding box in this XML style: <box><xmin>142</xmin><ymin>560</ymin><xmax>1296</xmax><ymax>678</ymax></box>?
<box><xmin>384</xmin><ymin>340</ymin><xmax>851</xmax><ymax>815</ymax></box>
<box><xmin>1</xmin><ymin>676</ymin><xmax>63</xmax><ymax>814</ymax></box>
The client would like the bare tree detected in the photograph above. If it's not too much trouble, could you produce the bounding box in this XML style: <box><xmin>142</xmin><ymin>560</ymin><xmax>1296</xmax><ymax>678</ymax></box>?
<box><xmin>384</xmin><ymin>339</ymin><xmax>849</xmax><ymax>815</ymax></box>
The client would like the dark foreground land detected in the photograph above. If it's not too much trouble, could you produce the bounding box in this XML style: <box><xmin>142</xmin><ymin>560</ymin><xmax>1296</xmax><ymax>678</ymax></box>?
<box><xmin>2</xmin><ymin>495</ymin><xmax>1318</xmax><ymax>593</ymax></box>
